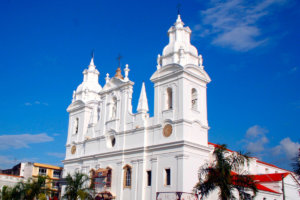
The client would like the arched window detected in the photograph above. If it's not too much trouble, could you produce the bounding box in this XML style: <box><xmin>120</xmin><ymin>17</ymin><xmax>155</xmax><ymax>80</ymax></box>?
<box><xmin>106</xmin><ymin>167</ymin><xmax>112</xmax><ymax>187</ymax></box>
<box><xmin>166</xmin><ymin>87</ymin><xmax>173</xmax><ymax>110</ymax></box>
<box><xmin>191</xmin><ymin>88</ymin><xmax>198</xmax><ymax>110</ymax></box>
<box><xmin>74</xmin><ymin>118</ymin><xmax>79</xmax><ymax>134</ymax></box>
<box><xmin>123</xmin><ymin>165</ymin><xmax>132</xmax><ymax>188</ymax></box>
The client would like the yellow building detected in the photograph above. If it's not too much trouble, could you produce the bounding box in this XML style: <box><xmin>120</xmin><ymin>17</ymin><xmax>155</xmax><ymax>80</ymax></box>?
<box><xmin>32</xmin><ymin>163</ymin><xmax>63</xmax><ymax>195</ymax></box>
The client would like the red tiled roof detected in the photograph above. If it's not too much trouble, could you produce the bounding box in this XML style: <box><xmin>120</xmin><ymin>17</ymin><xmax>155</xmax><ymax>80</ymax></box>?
<box><xmin>208</xmin><ymin>142</ymin><xmax>290</xmax><ymax>172</ymax></box>
<box><xmin>256</xmin><ymin>183</ymin><xmax>280</xmax><ymax>194</ymax></box>
<box><xmin>230</xmin><ymin>172</ymin><xmax>281</xmax><ymax>194</ymax></box>
<box><xmin>252</xmin><ymin>173</ymin><xmax>289</xmax><ymax>182</ymax></box>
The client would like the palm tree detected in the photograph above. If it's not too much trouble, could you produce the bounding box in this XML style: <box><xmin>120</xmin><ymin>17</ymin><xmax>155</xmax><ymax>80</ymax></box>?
<box><xmin>22</xmin><ymin>175</ymin><xmax>49</xmax><ymax>200</ymax></box>
<box><xmin>195</xmin><ymin>144</ymin><xmax>257</xmax><ymax>200</ymax></box>
<box><xmin>63</xmin><ymin>171</ymin><xmax>93</xmax><ymax>200</ymax></box>
<box><xmin>292</xmin><ymin>148</ymin><xmax>300</xmax><ymax>176</ymax></box>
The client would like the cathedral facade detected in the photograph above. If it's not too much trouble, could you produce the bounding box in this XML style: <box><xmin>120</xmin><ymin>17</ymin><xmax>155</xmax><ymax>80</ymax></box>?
<box><xmin>62</xmin><ymin>15</ymin><xmax>299</xmax><ymax>200</ymax></box>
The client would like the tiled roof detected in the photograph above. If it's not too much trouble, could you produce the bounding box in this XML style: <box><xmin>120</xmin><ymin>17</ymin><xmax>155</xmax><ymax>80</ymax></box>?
<box><xmin>255</xmin><ymin>183</ymin><xmax>280</xmax><ymax>194</ymax></box>
<box><xmin>252</xmin><ymin>173</ymin><xmax>289</xmax><ymax>182</ymax></box>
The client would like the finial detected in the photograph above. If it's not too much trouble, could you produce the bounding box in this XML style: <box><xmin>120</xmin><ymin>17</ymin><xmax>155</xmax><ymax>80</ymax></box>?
<box><xmin>105</xmin><ymin>73</ymin><xmax>110</xmax><ymax>83</ymax></box>
<box><xmin>199</xmin><ymin>54</ymin><xmax>203</xmax><ymax>68</ymax></box>
<box><xmin>157</xmin><ymin>54</ymin><xmax>161</xmax><ymax>70</ymax></box>
<box><xmin>124</xmin><ymin>64</ymin><xmax>130</xmax><ymax>81</ymax></box>
<box><xmin>89</xmin><ymin>50</ymin><xmax>95</xmax><ymax>67</ymax></box>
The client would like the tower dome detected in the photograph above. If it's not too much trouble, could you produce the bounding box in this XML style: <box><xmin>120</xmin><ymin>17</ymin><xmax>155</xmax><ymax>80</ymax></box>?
<box><xmin>73</xmin><ymin>57</ymin><xmax>102</xmax><ymax>102</ymax></box>
<box><xmin>159</xmin><ymin>15</ymin><xmax>200</xmax><ymax>67</ymax></box>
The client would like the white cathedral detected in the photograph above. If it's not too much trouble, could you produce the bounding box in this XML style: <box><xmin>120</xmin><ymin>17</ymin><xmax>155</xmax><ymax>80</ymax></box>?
<box><xmin>62</xmin><ymin>15</ymin><xmax>300</xmax><ymax>200</ymax></box>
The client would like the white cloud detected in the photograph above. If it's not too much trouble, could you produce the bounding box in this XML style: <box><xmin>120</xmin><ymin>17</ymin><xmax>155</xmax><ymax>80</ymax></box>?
<box><xmin>246</xmin><ymin>136</ymin><xmax>269</xmax><ymax>153</ymax></box>
<box><xmin>246</xmin><ymin>125</ymin><xmax>269</xmax><ymax>138</ymax></box>
<box><xmin>196</xmin><ymin>0</ymin><xmax>287</xmax><ymax>51</ymax></box>
<box><xmin>24</xmin><ymin>101</ymin><xmax>48</xmax><ymax>106</ymax></box>
<box><xmin>242</xmin><ymin>125</ymin><xmax>269</xmax><ymax>154</ymax></box>
<box><xmin>0</xmin><ymin>133</ymin><xmax>54</xmax><ymax>150</ymax></box>
<box><xmin>273</xmin><ymin>137</ymin><xmax>300</xmax><ymax>159</ymax></box>
<box><xmin>47</xmin><ymin>152</ymin><xmax>65</xmax><ymax>158</ymax></box>
<box><xmin>0</xmin><ymin>155</ymin><xmax>18</xmax><ymax>169</ymax></box>
<box><xmin>0</xmin><ymin>155</ymin><xmax>38</xmax><ymax>169</ymax></box>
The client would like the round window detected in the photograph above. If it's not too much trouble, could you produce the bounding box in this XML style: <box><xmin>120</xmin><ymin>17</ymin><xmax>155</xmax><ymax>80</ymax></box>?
<box><xmin>163</xmin><ymin>124</ymin><xmax>173</xmax><ymax>137</ymax></box>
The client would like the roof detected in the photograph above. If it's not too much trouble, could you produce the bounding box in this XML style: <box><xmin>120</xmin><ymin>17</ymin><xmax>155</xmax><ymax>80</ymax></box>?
<box><xmin>33</xmin><ymin>163</ymin><xmax>63</xmax><ymax>170</ymax></box>
<box><xmin>256</xmin><ymin>183</ymin><xmax>280</xmax><ymax>194</ymax></box>
<box><xmin>0</xmin><ymin>173</ymin><xmax>23</xmax><ymax>178</ymax></box>
<box><xmin>252</xmin><ymin>173</ymin><xmax>289</xmax><ymax>182</ymax></box>
<box><xmin>208</xmin><ymin>142</ymin><xmax>290</xmax><ymax>172</ymax></box>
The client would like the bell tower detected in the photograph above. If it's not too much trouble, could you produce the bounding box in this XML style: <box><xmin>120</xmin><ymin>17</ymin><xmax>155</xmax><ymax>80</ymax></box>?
<box><xmin>150</xmin><ymin>15</ymin><xmax>211</xmax><ymax>146</ymax></box>
<box><xmin>66</xmin><ymin>56</ymin><xmax>102</xmax><ymax>157</ymax></box>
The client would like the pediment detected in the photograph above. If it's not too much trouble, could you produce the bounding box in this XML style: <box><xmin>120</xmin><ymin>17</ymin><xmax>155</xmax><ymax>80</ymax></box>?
<box><xmin>103</xmin><ymin>77</ymin><xmax>125</xmax><ymax>90</ymax></box>
<box><xmin>150</xmin><ymin>64</ymin><xmax>183</xmax><ymax>81</ymax></box>
<box><xmin>67</xmin><ymin>100</ymin><xmax>91</xmax><ymax>112</ymax></box>
<box><xmin>184</xmin><ymin>65</ymin><xmax>211</xmax><ymax>83</ymax></box>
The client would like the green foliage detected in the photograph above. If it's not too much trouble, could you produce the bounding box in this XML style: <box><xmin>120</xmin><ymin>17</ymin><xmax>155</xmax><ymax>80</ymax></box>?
<box><xmin>292</xmin><ymin>148</ymin><xmax>300</xmax><ymax>176</ymax></box>
<box><xmin>63</xmin><ymin>171</ymin><xmax>93</xmax><ymax>200</ymax></box>
<box><xmin>0</xmin><ymin>175</ymin><xmax>50</xmax><ymax>200</ymax></box>
<box><xmin>195</xmin><ymin>144</ymin><xmax>258</xmax><ymax>200</ymax></box>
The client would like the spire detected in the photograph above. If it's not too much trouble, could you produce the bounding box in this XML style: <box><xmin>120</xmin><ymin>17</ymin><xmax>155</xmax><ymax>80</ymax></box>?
<box><xmin>175</xmin><ymin>14</ymin><xmax>184</xmax><ymax>28</ymax></box>
<box><xmin>137</xmin><ymin>82</ymin><xmax>149</xmax><ymax>113</ymax></box>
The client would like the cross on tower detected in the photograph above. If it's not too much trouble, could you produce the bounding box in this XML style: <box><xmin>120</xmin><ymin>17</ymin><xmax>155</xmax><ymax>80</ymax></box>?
<box><xmin>177</xmin><ymin>3</ymin><xmax>181</xmax><ymax>15</ymax></box>
<box><xmin>91</xmin><ymin>49</ymin><xmax>95</xmax><ymax>59</ymax></box>
<box><xmin>117</xmin><ymin>54</ymin><xmax>122</xmax><ymax>67</ymax></box>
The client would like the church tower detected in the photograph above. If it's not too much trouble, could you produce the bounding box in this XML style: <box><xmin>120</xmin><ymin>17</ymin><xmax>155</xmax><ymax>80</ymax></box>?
<box><xmin>66</xmin><ymin>57</ymin><xmax>102</xmax><ymax>155</ymax></box>
<box><xmin>151</xmin><ymin>15</ymin><xmax>211</xmax><ymax>147</ymax></box>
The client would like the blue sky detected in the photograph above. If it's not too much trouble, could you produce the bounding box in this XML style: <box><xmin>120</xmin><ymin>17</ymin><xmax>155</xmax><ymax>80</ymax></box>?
<box><xmin>0</xmin><ymin>0</ymin><xmax>299</xmax><ymax>170</ymax></box>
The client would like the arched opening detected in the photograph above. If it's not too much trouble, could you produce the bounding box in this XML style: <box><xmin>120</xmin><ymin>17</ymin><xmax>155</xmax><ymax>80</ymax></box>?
<box><xmin>191</xmin><ymin>88</ymin><xmax>198</xmax><ymax>110</ymax></box>
<box><xmin>123</xmin><ymin>165</ymin><xmax>132</xmax><ymax>188</ymax></box>
<box><xmin>74</xmin><ymin>118</ymin><xmax>79</xmax><ymax>134</ymax></box>
<box><xmin>106</xmin><ymin>167</ymin><xmax>112</xmax><ymax>188</ymax></box>
<box><xmin>166</xmin><ymin>87</ymin><xmax>173</xmax><ymax>110</ymax></box>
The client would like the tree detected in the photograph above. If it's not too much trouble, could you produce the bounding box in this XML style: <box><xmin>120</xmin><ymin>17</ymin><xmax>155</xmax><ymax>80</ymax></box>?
<box><xmin>63</xmin><ymin>171</ymin><xmax>93</xmax><ymax>200</ymax></box>
<box><xmin>292</xmin><ymin>148</ymin><xmax>300</xmax><ymax>176</ymax></box>
<box><xmin>195</xmin><ymin>144</ymin><xmax>257</xmax><ymax>200</ymax></box>
<box><xmin>22</xmin><ymin>175</ymin><xmax>49</xmax><ymax>200</ymax></box>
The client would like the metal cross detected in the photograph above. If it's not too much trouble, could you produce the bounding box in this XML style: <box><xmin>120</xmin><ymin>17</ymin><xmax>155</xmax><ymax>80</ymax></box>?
<box><xmin>117</xmin><ymin>54</ymin><xmax>122</xmax><ymax>67</ymax></box>
<box><xmin>91</xmin><ymin>49</ymin><xmax>95</xmax><ymax>59</ymax></box>
<box><xmin>177</xmin><ymin>3</ymin><xmax>181</xmax><ymax>15</ymax></box>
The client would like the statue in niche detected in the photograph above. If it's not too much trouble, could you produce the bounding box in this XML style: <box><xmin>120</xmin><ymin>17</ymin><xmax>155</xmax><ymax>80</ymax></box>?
<box><xmin>74</xmin><ymin>118</ymin><xmax>79</xmax><ymax>134</ymax></box>
<box><xmin>97</xmin><ymin>106</ymin><xmax>101</xmax><ymax>121</ymax></box>
<box><xmin>111</xmin><ymin>97</ymin><xmax>117</xmax><ymax>120</ymax></box>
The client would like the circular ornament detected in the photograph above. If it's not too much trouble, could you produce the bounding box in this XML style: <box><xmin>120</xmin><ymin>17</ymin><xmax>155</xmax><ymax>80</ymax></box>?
<box><xmin>163</xmin><ymin>124</ymin><xmax>173</xmax><ymax>137</ymax></box>
<box><xmin>71</xmin><ymin>145</ymin><xmax>76</xmax><ymax>154</ymax></box>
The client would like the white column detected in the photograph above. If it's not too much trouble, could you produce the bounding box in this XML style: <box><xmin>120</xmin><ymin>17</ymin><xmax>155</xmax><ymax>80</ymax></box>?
<box><xmin>131</xmin><ymin>160</ymin><xmax>138</xmax><ymax>200</ymax></box>
<box><xmin>150</xmin><ymin>157</ymin><xmax>158</xmax><ymax>200</ymax></box>
<box><xmin>116</xmin><ymin>161</ymin><xmax>123</xmax><ymax>200</ymax></box>
<box><xmin>175</xmin><ymin>154</ymin><xmax>189</xmax><ymax>191</ymax></box>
